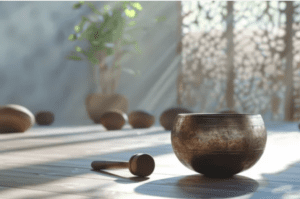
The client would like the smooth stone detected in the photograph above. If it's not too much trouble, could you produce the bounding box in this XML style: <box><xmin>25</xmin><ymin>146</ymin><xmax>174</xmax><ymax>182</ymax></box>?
<box><xmin>0</xmin><ymin>104</ymin><xmax>35</xmax><ymax>133</ymax></box>
<box><xmin>128</xmin><ymin>111</ymin><xmax>155</xmax><ymax>129</ymax></box>
<box><xmin>100</xmin><ymin>110</ymin><xmax>127</xmax><ymax>130</ymax></box>
<box><xmin>35</xmin><ymin>111</ymin><xmax>54</xmax><ymax>126</ymax></box>
<box><xmin>159</xmin><ymin>107</ymin><xmax>192</xmax><ymax>130</ymax></box>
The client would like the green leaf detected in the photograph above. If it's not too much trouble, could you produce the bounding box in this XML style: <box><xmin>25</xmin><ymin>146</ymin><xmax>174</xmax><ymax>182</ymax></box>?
<box><xmin>66</xmin><ymin>55</ymin><xmax>82</xmax><ymax>61</ymax></box>
<box><xmin>130</xmin><ymin>2</ymin><xmax>143</xmax><ymax>11</ymax></box>
<box><xmin>74</xmin><ymin>25</ymin><xmax>81</xmax><ymax>33</ymax></box>
<box><xmin>81</xmin><ymin>23</ymin><xmax>102</xmax><ymax>42</ymax></box>
<box><xmin>134</xmin><ymin>42</ymin><xmax>142</xmax><ymax>54</ymax></box>
<box><xmin>122</xmin><ymin>2</ymin><xmax>130</xmax><ymax>9</ymax></box>
<box><xmin>75</xmin><ymin>46</ymin><xmax>82</xmax><ymax>52</ymax></box>
<box><xmin>97</xmin><ymin>12</ymin><xmax>114</xmax><ymax>33</ymax></box>
<box><xmin>103</xmin><ymin>5</ymin><xmax>111</xmax><ymax>11</ymax></box>
<box><xmin>86</xmin><ymin>2</ymin><xmax>102</xmax><ymax>15</ymax></box>
<box><xmin>68</xmin><ymin>34</ymin><xmax>77</xmax><ymax>41</ymax></box>
<box><xmin>125</xmin><ymin>9</ymin><xmax>136</xmax><ymax>18</ymax></box>
<box><xmin>155</xmin><ymin>15</ymin><xmax>167</xmax><ymax>23</ymax></box>
<box><xmin>106</xmin><ymin>48</ymin><xmax>114</xmax><ymax>56</ymax></box>
<box><xmin>91</xmin><ymin>40</ymin><xmax>101</xmax><ymax>46</ymax></box>
<box><xmin>76</xmin><ymin>16</ymin><xmax>90</xmax><ymax>33</ymax></box>
<box><xmin>121</xmin><ymin>38</ymin><xmax>137</xmax><ymax>46</ymax></box>
<box><xmin>87</xmin><ymin>54</ymin><xmax>100</xmax><ymax>65</ymax></box>
<box><xmin>73</xmin><ymin>3</ymin><xmax>82</xmax><ymax>9</ymax></box>
<box><xmin>68</xmin><ymin>1</ymin><xmax>146</xmax><ymax>68</ymax></box>
<box><xmin>128</xmin><ymin>21</ymin><xmax>136</xmax><ymax>27</ymax></box>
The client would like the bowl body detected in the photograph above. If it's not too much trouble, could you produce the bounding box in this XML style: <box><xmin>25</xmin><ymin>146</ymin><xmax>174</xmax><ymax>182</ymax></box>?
<box><xmin>171</xmin><ymin>113</ymin><xmax>267</xmax><ymax>178</ymax></box>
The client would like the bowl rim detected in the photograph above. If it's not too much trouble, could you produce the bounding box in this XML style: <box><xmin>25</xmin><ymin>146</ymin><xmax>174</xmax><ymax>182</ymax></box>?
<box><xmin>177</xmin><ymin>113</ymin><xmax>262</xmax><ymax>118</ymax></box>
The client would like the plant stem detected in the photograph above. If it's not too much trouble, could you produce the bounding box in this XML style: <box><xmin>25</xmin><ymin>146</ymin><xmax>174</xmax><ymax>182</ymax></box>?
<box><xmin>94</xmin><ymin>51</ymin><xmax>108</xmax><ymax>94</ymax></box>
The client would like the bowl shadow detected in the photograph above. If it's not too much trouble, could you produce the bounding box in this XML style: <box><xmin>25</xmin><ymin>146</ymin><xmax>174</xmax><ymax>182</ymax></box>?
<box><xmin>135</xmin><ymin>174</ymin><xmax>259</xmax><ymax>198</ymax></box>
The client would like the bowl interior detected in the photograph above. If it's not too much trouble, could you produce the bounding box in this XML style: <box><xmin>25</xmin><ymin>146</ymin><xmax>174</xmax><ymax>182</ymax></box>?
<box><xmin>175</xmin><ymin>113</ymin><xmax>264</xmax><ymax>127</ymax></box>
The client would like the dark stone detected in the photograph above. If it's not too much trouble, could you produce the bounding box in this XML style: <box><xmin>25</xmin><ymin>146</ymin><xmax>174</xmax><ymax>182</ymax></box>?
<box><xmin>128</xmin><ymin>111</ymin><xmax>155</xmax><ymax>129</ymax></box>
<box><xmin>159</xmin><ymin>107</ymin><xmax>192</xmax><ymax>130</ymax></box>
<box><xmin>171</xmin><ymin>113</ymin><xmax>267</xmax><ymax>178</ymax></box>
<box><xmin>35</xmin><ymin>111</ymin><xmax>55</xmax><ymax>126</ymax></box>
<box><xmin>100</xmin><ymin>110</ymin><xmax>127</xmax><ymax>130</ymax></box>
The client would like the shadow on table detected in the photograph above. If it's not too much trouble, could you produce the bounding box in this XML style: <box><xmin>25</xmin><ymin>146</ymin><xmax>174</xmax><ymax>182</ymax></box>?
<box><xmin>249</xmin><ymin>160</ymin><xmax>300</xmax><ymax>198</ymax></box>
<box><xmin>0</xmin><ymin>129</ymin><xmax>170</xmax><ymax>154</ymax></box>
<box><xmin>0</xmin><ymin>142</ymin><xmax>173</xmax><ymax>192</ymax></box>
<box><xmin>0</xmin><ymin>125</ymin><xmax>165</xmax><ymax>141</ymax></box>
<box><xmin>135</xmin><ymin>160</ymin><xmax>300</xmax><ymax>198</ymax></box>
<box><xmin>135</xmin><ymin>174</ymin><xmax>259</xmax><ymax>198</ymax></box>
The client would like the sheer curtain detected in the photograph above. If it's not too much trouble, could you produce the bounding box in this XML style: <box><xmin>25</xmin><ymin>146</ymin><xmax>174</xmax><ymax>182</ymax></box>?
<box><xmin>179</xmin><ymin>1</ymin><xmax>300</xmax><ymax>121</ymax></box>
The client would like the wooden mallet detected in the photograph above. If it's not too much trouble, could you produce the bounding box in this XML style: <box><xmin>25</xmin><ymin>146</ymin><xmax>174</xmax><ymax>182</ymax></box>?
<box><xmin>91</xmin><ymin>154</ymin><xmax>155</xmax><ymax>177</ymax></box>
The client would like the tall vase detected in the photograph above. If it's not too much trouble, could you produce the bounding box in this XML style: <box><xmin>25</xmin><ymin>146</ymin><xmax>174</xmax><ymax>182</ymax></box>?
<box><xmin>85</xmin><ymin>50</ymin><xmax>128</xmax><ymax>124</ymax></box>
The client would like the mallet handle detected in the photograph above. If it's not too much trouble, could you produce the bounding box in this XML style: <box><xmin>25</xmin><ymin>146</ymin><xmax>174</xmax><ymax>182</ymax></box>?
<box><xmin>91</xmin><ymin>161</ymin><xmax>129</xmax><ymax>170</ymax></box>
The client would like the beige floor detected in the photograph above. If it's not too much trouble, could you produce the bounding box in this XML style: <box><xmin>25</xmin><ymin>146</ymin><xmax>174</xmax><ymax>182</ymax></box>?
<box><xmin>0</xmin><ymin>122</ymin><xmax>299</xmax><ymax>198</ymax></box>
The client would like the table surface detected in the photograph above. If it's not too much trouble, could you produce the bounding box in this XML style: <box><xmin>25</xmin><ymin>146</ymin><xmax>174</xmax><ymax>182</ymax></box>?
<box><xmin>1</xmin><ymin>122</ymin><xmax>300</xmax><ymax>199</ymax></box>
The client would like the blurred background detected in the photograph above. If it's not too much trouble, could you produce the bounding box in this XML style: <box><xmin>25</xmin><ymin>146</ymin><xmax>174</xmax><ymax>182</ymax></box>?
<box><xmin>0</xmin><ymin>1</ymin><xmax>179</xmax><ymax>126</ymax></box>
<box><xmin>1</xmin><ymin>1</ymin><xmax>300</xmax><ymax>126</ymax></box>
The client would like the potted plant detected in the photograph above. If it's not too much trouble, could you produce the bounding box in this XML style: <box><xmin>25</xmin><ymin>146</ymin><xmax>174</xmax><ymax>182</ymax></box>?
<box><xmin>66</xmin><ymin>1</ymin><xmax>146</xmax><ymax>123</ymax></box>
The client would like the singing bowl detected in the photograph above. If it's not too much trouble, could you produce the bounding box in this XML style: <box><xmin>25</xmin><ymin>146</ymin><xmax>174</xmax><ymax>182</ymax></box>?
<box><xmin>171</xmin><ymin>113</ymin><xmax>267</xmax><ymax>178</ymax></box>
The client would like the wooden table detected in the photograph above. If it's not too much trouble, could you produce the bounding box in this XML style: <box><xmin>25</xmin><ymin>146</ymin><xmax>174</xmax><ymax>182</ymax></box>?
<box><xmin>1</xmin><ymin>122</ymin><xmax>300</xmax><ymax>199</ymax></box>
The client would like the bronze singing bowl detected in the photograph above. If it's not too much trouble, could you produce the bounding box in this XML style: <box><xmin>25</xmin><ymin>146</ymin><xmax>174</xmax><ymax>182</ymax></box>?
<box><xmin>171</xmin><ymin>113</ymin><xmax>267</xmax><ymax>178</ymax></box>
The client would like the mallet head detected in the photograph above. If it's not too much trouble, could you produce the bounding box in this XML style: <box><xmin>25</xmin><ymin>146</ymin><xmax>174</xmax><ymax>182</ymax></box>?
<box><xmin>128</xmin><ymin>154</ymin><xmax>155</xmax><ymax>177</ymax></box>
